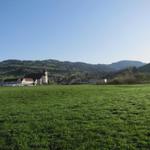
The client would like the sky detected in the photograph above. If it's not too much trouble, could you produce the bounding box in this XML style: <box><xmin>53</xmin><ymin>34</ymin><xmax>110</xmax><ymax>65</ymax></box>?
<box><xmin>0</xmin><ymin>0</ymin><xmax>150</xmax><ymax>64</ymax></box>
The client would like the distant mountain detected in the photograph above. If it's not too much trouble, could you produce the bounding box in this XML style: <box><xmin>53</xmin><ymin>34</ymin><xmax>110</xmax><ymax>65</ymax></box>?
<box><xmin>0</xmin><ymin>59</ymin><xmax>113</xmax><ymax>80</ymax></box>
<box><xmin>109</xmin><ymin>60</ymin><xmax>145</xmax><ymax>71</ymax></box>
<box><xmin>0</xmin><ymin>59</ymin><xmax>147</xmax><ymax>84</ymax></box>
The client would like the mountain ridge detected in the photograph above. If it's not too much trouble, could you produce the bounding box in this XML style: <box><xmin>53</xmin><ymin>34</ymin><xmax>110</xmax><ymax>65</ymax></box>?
<box><xmin>0</xmin><ymin>59</ymin><xmax>146</xmax><ymax>66</ymax></box>
<box><xmin>0</xmin><ymin>59</ymin><xmax>147</xmax><ymax>84</ymax></box>
<box><xmin>109</xmin><ymin>60</ymin><xmax>145</xmax><ymax>70</ymax></box>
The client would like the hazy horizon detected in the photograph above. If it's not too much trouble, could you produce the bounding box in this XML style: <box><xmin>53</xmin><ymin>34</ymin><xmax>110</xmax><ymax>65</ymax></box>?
<box><xmin>1</xmin><ymin>0</ymin><xmax>150</xmax><ymax>64</ymax></box>
<box><xmin>0</xmin><ymin>58</ymin><xmax>147</xmax><ymax>65</ymax></box>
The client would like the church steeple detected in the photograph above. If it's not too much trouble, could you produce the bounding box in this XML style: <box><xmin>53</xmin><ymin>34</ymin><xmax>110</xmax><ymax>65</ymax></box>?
<box><xmin>44</xmin><ymin>70</ymin><xmax>48</xmax><ymax>84</ymax></box>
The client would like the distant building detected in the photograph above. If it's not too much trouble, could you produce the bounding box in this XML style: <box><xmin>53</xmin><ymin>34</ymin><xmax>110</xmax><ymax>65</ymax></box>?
<box><xmin>104</xmin><ymin>78</ymin><xmax>108</xmax><ymax>84</ymax></box>
<box><xmin>2</xmin><ymin>70</ymin><xmax>49</xmax><ymax>86</ymax></box>
<box><xmin>21</xmin><ymin>78</ymin><xmax>34</xmax><ymax>86</ymax></box>
<box><xmin>21</xmin><ymin>70</ymin><xmax>49</xmax><ymax>86</ymax></box>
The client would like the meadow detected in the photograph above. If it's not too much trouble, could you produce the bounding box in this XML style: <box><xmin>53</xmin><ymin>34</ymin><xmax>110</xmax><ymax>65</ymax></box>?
<box><xmin>0</xmin><ymin>85</ymin><xmax>150</xmax><ymax>150</ymax></box>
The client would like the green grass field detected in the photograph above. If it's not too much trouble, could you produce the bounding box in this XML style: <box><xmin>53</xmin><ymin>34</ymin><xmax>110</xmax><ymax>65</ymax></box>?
<box><xmin>0</xmin><ymin>85</ymin><xmax>150</xmax><ymax>150</ymax></box>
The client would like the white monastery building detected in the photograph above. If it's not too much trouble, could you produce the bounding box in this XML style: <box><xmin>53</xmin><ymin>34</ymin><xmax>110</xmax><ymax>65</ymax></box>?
<box><xmin>2</xmin><ymin>70</ymin><xmax>49</xmax><ymax>86</ymax></box>
<box><xmin>22</xmin><ymin>70</ymin><xmax>49</xmax><ymax>86</ymax></box>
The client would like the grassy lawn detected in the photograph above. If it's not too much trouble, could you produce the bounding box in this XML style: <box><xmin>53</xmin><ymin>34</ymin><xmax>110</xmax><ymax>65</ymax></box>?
<box><xmin>0</xmin><ymin>85</ymin><xmax>150</xmax><ymax>150</ymax></box>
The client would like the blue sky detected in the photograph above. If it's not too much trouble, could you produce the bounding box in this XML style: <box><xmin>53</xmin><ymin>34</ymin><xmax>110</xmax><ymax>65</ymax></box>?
<box><xmin>0</xmin><ymin>0</ymin><xmax>150</xmax><ymax>64</ymax></box>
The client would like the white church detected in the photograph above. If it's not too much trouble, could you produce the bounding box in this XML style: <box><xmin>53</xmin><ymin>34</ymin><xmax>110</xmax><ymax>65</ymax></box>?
<box><xmin>2</xmin><ymin>70</ymin><xmax>49</xmax><ymax>86</ymax></box>
<box><xmin>22</xmin><ymin>70</ymin><xmax>49</xmax><ymax>86</ymax></box>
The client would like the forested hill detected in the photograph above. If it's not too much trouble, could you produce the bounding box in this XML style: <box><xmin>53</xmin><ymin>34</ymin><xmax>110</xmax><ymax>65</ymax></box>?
<box><xmin>0</xmin><ymin>59</ymin><xmax>146</xmax><ymax>84</ymax></box>
<box><xmin>0</xmin><ymin>59</ymin><xmax>113</xmax><ymax>79</ymax></box>
<box><xmin>139</xmin><ymin>63</ymin><xmax>150</xmax><ymax>73</ymax></box>
<box><xmin>109</xmin><ymin>60</ymin><xmax>145</xmax><ymax>70</ymax></box>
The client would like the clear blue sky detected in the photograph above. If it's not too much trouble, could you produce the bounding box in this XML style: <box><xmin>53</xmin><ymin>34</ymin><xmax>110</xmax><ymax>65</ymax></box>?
<box><xmin>0</xmin><ymin>0</ymin><xmax>150</xmax><ymax>64</ymax></box>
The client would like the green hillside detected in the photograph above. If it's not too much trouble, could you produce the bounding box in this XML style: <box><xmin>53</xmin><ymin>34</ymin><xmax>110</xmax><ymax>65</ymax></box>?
<box><xmin>108</xmin><ymin>67</ymin><xmax>150</xmax><ymax>84</ymax></box>
<box><xmin>0</xmin><ymin>59</ymin><xmax>148</xmax><ymax>84</ymax></box>
<box><xmin>0</xmin><ymin>59</ymin><xmax>112</xmax><ymax>78</ymax></box>
<box><xmin>139</xmin><ymin>63</ymin><xmax>150</xmax><ymax>73</ymax></box>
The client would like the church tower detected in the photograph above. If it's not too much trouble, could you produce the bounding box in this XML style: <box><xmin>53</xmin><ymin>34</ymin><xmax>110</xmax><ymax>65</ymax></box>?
<box><xmin>43</xmin><ymin>70</ymin><xmax>48</xmax><ymax>84</ymax></box>
<box><xmin>45</xmin><ymin>70</ymin><xmax>48</xmax><ymax>84</ymax></box>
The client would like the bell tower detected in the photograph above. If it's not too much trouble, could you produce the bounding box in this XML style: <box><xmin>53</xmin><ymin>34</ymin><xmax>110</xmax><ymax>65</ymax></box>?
<box><xmin>44</xmin><ymin>70</ymin><xmax>48</xmax><ymax>84</ymax></box>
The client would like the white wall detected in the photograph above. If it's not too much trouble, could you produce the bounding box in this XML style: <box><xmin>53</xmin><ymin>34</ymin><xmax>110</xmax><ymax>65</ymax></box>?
<box><xmin>22</xmin><ymin>79</ymin><xmax>34</xmax><ymax>85</ymax></box>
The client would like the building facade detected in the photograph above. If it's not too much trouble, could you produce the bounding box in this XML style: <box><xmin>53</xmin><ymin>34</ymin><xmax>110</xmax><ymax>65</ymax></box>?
<box><xmin>22</xmin><ymin>71</ymin><xmax>49</xmax><ymax>86</ymax></box>
<box><xmin>2</xmin><ymin>71</ymin><xmax>49</xmax><ymax>86</ymax></box>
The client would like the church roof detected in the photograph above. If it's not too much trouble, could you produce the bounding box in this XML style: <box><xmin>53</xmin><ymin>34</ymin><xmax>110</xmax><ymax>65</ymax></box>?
<box><xmin>24</xmin><ymin>72</ymin><xmax>45</xmax><ymax>80</ymax></box>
